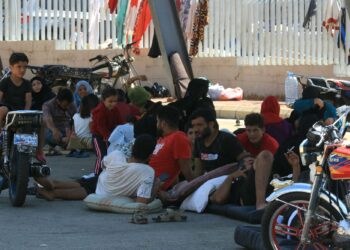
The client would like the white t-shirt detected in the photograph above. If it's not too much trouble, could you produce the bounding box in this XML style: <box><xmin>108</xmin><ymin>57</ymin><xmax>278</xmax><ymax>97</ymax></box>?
<box><xmin>73</xmin><ymin>113</ymin><xmax>92</xmax><ymax>138</ymax></box>
<box><xmin>96</xmin><ymin>150</ymin><xmax>155</xmax><ymax>199</ymax></box>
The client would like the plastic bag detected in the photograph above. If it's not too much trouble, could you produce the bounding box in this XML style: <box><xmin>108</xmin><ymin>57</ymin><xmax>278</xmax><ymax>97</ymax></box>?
<box><xmin>219</xmin><ymin>87</ymin><xmax>243</xmax><ymax>101</ymax></box>
<box><xmin>208</xmin><ymin>84</ymin><xmax>224</xmax><ymax>100</ymax></box>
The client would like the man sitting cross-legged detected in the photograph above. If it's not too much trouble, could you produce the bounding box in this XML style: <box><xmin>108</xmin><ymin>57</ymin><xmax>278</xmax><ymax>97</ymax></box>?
<box><xmin>210</xmin><ymin>113</ymin><xmax>279</xmax><ymax>210</ymax></box>
<box><xmin>35</xmin><ymin>134</ymin><xmax>157</xmax><ymax>202</ymax></box>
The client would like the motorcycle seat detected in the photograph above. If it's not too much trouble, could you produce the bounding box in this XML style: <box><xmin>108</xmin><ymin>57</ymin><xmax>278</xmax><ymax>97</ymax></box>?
<box><xmin>339</xmin><ymin>80</ymin><xmax>350</xmax><ymax>88</ymax></box>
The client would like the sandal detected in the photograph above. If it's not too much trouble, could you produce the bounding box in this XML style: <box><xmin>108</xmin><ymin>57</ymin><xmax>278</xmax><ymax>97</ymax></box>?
<box><xmin>152</xmin><ymin>208</ymin><xmax>187</xmax><ymax>223</ymax></box>
<box><xmin>129</xmin><ymin>211</ymin><xmax>148</xmax><ymax>224</ymax></box>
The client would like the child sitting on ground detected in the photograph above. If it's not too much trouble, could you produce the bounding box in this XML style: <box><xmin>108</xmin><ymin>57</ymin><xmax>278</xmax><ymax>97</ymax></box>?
<box><xmin>66</xmin><ymin>94</ymin><xmax>99</xmax><ymax>158</ymax></box>
<box><xmin>91</xmin><ymin>87</ymin><xmax>124</xmax><ymax>175</ymax></box>
<box><xmin>30</xmin><ymin>76</ymin><xmax>56</xmax><ymax>110</ymax></box>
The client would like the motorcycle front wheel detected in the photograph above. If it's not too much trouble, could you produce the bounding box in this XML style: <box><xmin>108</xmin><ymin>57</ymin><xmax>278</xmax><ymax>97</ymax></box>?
<box><xmin>8</xmin><ymin>145</ymin><xmax>30</xmax><ymax>207</ymax></box>
<box><xmin>261</xmin><ymin>192</ymin><xmax>342</xmax><ymax>250</ymax></box>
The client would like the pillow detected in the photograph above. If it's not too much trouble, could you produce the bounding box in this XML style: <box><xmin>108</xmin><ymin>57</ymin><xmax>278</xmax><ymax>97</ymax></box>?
<box><xmin>84</xmin><ymin>194</ymin><xmax>162</xmax><ymax>214</ymax></box>
<box><xmin>180</xmin><ymin>175</ymin><xmax>227</xmax><ymax>213</ymax></box>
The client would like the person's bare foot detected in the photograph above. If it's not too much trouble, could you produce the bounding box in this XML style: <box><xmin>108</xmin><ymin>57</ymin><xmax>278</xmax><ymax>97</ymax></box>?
<box><xmin>37</xmin><ymin>188</ymin><xmax>55</xmax><ymax>201</ymax></box>
<box><xmin>35</xmin><ymin>177</ymin><xmax>55</xmax><ymax>190</ymax></box>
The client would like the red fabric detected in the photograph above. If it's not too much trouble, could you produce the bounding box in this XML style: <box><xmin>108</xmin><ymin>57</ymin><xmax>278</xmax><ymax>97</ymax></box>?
<box><xmin>260</xmin><ymin>96</ymin><xmax>283</xmax><ymax>125</ymax></box>
<box><xmin>91</xmin><ymin>102</ymin><xmax>125</xmax><ymax>140</ymax></box>
<box><xmin>237</xmin><ymin>132</ymin><xmax>279</xmax><ymax>157</ymax></box>
<box><xmin>176</xmin><ymin>0</ymin><xmax>181</xmax><ymax>10</ymax></box>
<box><xmin>130</xmin><ymin>0</ymin><xmax>138</xmax><ymax>7</ymax></box>
<box><xmin>132</xmin><ymin>0</ymin><xmax>152</xmax><ymax>48</ymax></box>
<box><xmin>116</xmin><ymin>102</ymin><xmax>141</xmax><ymax>120</ymax></box>
<box><xmin>149</xmin><ymin>131</ymin><xmax>192</xmax><ymax>190</ymax></box>
<box><xmin>129</xmin><ymin>103</ymin><xmax>141</xmax><ymax>116</ymax></box>
<box><xmin>108</xmin><ymin>0</ymin><xmax>118</xmax><ymax>13</ymax></box>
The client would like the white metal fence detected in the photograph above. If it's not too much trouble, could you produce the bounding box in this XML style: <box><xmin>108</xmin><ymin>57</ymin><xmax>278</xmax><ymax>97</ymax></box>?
<box><xmin>1</xmin><ymin>0</ymin><xmax>350</xmax><ymax>75</ymax></box>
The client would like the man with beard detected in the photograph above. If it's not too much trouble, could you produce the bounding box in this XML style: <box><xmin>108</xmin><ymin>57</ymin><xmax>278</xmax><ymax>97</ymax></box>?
<box><xmin>190</xmin><ymin>108</ymin><xmax>247</xmax><ymax>176</ymax></box>
<box><xmin>149</xmin><ymin>106</ymin><xmax>195</xmax><ymax>190</ymax></box>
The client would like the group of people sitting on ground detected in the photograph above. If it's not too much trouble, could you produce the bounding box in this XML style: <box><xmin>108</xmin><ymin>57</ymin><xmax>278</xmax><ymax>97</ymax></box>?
<box><xmin>0</xmin><ymin>52</ymin><xmax>339</xmax><ymax>215</ymax></box>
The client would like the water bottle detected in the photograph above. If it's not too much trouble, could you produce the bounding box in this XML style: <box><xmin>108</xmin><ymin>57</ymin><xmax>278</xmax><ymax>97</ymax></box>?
<box><xmin>284</xmin><ymin>71</ymin><xmax>299</xmax><ymax>104</ymax></box>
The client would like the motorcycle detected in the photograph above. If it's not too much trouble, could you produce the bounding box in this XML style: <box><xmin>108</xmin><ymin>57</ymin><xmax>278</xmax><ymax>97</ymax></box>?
<box><xmin>89</xmin><ymin>41</ymin><xmax>140</xmax><ymax>91</ymax></box>
<box><xmin>0</xmin><ymin>110</ymin><xmax>50</xmax><ymax>206</ymax></box>
<box><xmin>26</xmin><ymin>61</ymin><xmax>112</xmax><ymax>93</ymax></box>
<box><xmin>26</xmin><ymin>42</ymin><xmax>139</xmax><ymax>93</ymax></box>
<box><xmin>295</xmin><ymin>73</ymin><xmax>350</xmax><ymax>107</ymax></box>
<box><xmin>261</xmin><ymin>105</ymin><xmax>350</xmax><ymax>249</ymax></box>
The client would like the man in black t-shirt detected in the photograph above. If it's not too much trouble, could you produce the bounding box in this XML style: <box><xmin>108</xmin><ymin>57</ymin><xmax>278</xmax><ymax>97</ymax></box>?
<box><xmin>0</xmin><ymin>53</ymin><xmax>46</xmax><ymax>163</ymax></box>
<box><xmin>191</xmin><ymin>109</ymin><xmax>248</xmax><ymax>176</ymax></box>
<box><xmin>0</xmin><ymin>53</ymin><xmax>32</xmax><ymax>127</ymax></box>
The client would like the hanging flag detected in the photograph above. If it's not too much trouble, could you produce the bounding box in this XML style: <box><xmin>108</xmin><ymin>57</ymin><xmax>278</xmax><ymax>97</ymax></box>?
<box><xmin>125</xmin><ymin>0</ymin><xmax>140</xmax><ymax>43</ymax></box>
<box><xmin>132</xmin><ymin>0</ymin><xmax>152</xmax><ymax>48</ymax></box>
<box><xmin>323</xmin><ymin>0</ymin><xmax>341</xmax><ymax>36</ymax></box>
<box><xmin>303</xmin><ymin>0</ymin><xmax>317</xmax><ymax>28</ymax></box>
<box><xmin>109</xmin><ymin>0</ymin><xmax>118</xmax><ymax>13</ymax></box>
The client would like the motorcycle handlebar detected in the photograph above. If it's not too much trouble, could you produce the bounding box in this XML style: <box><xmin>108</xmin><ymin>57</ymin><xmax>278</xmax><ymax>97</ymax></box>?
<box><xmin>91</xmin><ymin>62</ymin><xmax>113</xmax><ymax>78</ymax></box>
<box><xmin>89</xmin><ymin>55</ymin><xmax>104</xmax><ymax>62</ymax></box>
<box><xmin>124</xmin><ymin>41</ymin><xmax>138</xmax><ymax>50</ymax></box>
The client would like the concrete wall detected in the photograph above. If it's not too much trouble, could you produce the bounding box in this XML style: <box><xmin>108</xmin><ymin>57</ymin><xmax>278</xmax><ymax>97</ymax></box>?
<box><xmin>0</xmin><ymin>40</ymin><xmax>343</xmax><ymax>98</ymax></box>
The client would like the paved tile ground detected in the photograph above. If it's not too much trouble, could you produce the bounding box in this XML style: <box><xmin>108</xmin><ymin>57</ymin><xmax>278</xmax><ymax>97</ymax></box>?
<box><xmin>0</xmin><ymin>154</ymin><xmax>247</xmax><ymax>250</ymax></box>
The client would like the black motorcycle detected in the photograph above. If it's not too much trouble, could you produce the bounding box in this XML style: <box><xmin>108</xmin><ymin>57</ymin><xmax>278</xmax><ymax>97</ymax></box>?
<box><xmin>295</xmin><ymin>73</ymin><xmax>350</xmax><ymax>107</ymax></box>
<box><xmin>0</xmin><ymin>110</ymin><xmax>50</xmax><ymax>206</ymax></box>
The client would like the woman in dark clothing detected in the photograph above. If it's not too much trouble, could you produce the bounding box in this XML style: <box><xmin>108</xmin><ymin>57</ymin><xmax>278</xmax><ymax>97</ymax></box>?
<box><xmin>31</xmin><ymin>77</ymin><xmax>56</xmax><ymax>110</ymax></box>
<box><xmin>170</xmin><ymin>77</ymin><xmax>215</xmax><ymax>130</ymax></box>
<box><xmin>272</xmin><ymin>114</ymin><xmax>319</xmax><ymax>181</ymax></box>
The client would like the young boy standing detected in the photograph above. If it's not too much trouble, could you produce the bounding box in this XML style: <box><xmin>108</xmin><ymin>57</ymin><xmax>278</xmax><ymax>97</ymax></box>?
<box><xmin>91</xmin><ymin>87</ymin><xmax>124</xmax><ymax>175</ymax></box>
<box><xmin>0</xmin><ymin>52</ymin><xmax>32</xmax><ymax>126</ymax></box>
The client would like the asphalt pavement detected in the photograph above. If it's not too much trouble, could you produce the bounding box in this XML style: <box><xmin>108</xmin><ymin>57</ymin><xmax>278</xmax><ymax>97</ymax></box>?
<box><xmin>0</xmin><ymin>154</ymin><xmax>247</xmax><ymax>250</ymax></box>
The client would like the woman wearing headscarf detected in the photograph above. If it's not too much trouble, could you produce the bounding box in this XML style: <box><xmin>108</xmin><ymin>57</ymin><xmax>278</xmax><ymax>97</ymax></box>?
<box><xmin>271</xmin><ymin>113</ymin><xmax>319</xmax><ymax>182</ymax></box>
<box><xmin>74</xmin><ymin>80</ymin><xmax>93</xmax><ymax>109</ymax></box>
<box><xmin>170</xmin><ymin>77</ymin><xmax>214</xmax><ymax>131</ymax></box>
<box><xmin>260</xmin><ymin>96</ymin><xmax>293</xmax><ymax>144</ymax></box>
<box><xmin>31</xmin><ymin>76</ymin><xmax>56</xmax><ymax>110</ymax></box>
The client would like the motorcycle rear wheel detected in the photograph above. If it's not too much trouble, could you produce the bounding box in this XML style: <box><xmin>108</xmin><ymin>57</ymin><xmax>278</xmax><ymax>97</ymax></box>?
<box><xmin>261</xmin><ymin>192</ymin><xmax>343</xmax><ymax>250</ymax></box>
<box><xmin>8</xmin><ymin>145</ymin><xmax>30</xmax><ymax>207</ymax></box>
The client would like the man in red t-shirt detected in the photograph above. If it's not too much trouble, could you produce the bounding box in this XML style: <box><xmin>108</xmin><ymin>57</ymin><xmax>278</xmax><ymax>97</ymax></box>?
<box><xmin>149</xmin><ymin>106</ymin><xmax>194</xmax><ymax>190</ymax></box>
<box><xmin>211</xmin><ymin>113</ymin><xmax>279</xmax><ymax>210</ymax></box>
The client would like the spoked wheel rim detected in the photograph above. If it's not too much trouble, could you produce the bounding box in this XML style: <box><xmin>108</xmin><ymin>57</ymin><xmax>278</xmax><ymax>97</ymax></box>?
<box><xmin>269</xmin><ymin>200</ymin><xmax>338</xmax><ymax>249</ymax></box>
